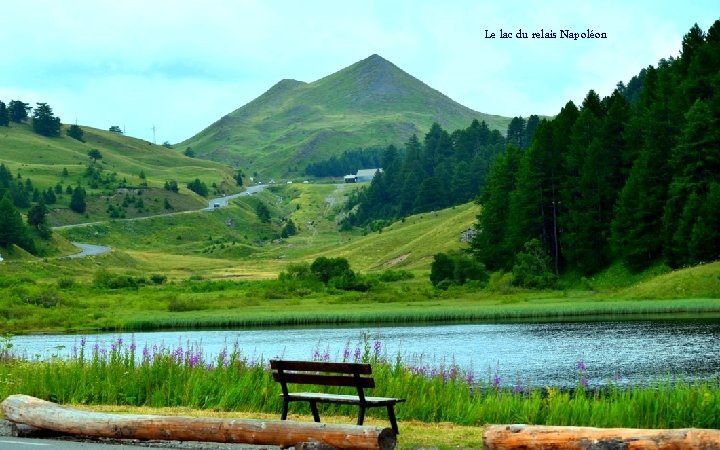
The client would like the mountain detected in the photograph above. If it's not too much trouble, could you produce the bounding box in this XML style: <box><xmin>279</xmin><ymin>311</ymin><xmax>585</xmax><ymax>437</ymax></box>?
<box><xmin>181</xmin><ymin>54</ymin><xmax>512</xmax><ymax>177</ymax></box>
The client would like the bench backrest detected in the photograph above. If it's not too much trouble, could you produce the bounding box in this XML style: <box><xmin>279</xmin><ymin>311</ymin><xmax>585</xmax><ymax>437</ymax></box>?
<box><xmin>270</xmin><ymin>360</ymin><xmax>375</xmax><ymax>401</ymax></box>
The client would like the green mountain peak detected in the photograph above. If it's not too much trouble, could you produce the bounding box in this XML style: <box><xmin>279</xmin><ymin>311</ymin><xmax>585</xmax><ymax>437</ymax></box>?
<box><xmin>182</xmin><ymin>55</ymin><xmax>511</xmax><ymax>176</ymax></box>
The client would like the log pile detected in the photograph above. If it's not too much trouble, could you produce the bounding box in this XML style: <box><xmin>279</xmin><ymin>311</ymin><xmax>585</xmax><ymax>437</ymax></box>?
<box><xmin>484</xmin><ymin>424</ymin><xmax>720</xmax><ymax>449</ymax></box>
<box><xmin>1</xmin><ymin>394</ymin><xmax>396</xmax><ymax>450</ymax></box>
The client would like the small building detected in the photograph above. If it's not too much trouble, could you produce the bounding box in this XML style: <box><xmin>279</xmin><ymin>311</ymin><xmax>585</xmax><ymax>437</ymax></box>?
<box><xmin>344</xmin><ymin>175</ymin><xmax>357</xmax><ymax>183</ymax></box>
<box><xmin>355</xmin><ymin>168</ymin><xmax>381</xmax><ymax>183</ymax></box>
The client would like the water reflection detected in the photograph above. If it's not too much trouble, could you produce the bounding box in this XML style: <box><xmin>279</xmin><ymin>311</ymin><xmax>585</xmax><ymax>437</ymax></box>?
<box><xmin>10</xmin><ymin>320</ymin><xmax>720</xmax><ymax>388</ymax></box>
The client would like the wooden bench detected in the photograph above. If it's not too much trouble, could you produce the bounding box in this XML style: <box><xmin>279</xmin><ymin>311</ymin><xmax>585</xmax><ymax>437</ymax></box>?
<box><xmin>270</xmin><ymin>360</ymin><xmax>406</xmax><ymax>434</ymax></box>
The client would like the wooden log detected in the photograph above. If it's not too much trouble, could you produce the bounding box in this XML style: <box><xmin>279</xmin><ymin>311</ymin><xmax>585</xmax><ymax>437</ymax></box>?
<box><xmin>484</xmin><ymin>424</ymin><xmax>720</xmax><ymax>450</ymax></box>
<box><xmin>2</xmin><ymin>394</ymin><xmax>395</xmax><ymax>450</ymax></box>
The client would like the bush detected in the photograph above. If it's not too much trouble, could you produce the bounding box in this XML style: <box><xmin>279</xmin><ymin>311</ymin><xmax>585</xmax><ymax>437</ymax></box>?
<box><xmin>330</xmin><ymin>273</ymin><xmax>373</xmax><ymax>292</ymax></box>
<box><xmin>93</xmin><ymin>269</ymin><xmax>145</xmax><ymax>290</ymax></box>
<box><xmin>25</xmin><ymin>288</ymin><xmax>62</xmax><ymax>308</ymax></box>
<box><xmin>430</xmin><ymin>252</ymin><xmax>488</xmax><ymax>288</ymax></box>
<box><xmin>512</xmin><ymin>239</ymin><xmax>558</xmax><ymax>288</ymax></box>
<box><xmin>56</xmin><ymin>277</ymin><xmax>75</xmax><ymax>289</ymax></box>
<box><xmin>310</xmin><ymin>257</ymin><xmax>353</xmax><ymax>284</ymax></box>
<box><xmin>150</xmin><ymin>274</ymin><xmax>168</xmax><ymax>285</ymax></box>
<box><xmin>278</xmin><ymin>262</ymin><xmax>314</xmax><ymax>281</ymax></box>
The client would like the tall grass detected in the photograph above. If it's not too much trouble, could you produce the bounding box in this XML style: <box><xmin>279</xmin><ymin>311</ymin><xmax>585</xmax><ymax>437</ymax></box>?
<box><xmin>1</xmin><ymin>335</ymin><xmax>717</xmax><ymax>429</ymax></box>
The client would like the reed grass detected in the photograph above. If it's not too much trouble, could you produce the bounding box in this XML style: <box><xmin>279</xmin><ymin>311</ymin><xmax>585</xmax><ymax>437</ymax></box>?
<box><xmin>1</xmin><ymin>335</ymin><xmax>717</xmax><ymax>429</ymax></box>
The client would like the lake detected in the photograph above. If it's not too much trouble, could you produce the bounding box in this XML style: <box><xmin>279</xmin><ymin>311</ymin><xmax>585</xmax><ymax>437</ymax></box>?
<box><xmin>9</xmin><ymin>319</ymin><xmax>720</xmax><ymax>389</ymax></box>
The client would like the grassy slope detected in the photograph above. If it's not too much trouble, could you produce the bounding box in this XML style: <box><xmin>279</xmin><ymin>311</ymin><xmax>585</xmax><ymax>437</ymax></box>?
<box><xmin>181</xmin><ymin>55</ymin><xmax>512</xmax><ymax>177</ymax></box>
<box><xmin>53</xmin><ymin>183</ymin><xmax>479</xmax><ymax>277</ymax></box>
<box><xmin>0</xmin><ymin>123</ymin><xmax>240</xmax><ymax>227</ymax></box>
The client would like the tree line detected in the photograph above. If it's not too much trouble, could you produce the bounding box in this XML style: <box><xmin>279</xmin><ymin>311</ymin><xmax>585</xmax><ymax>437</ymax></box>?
<box><xmin>471</xmin><ymin>21</ymin><xmax>719</xmax><ymax>282</ymax></box>
<box><xmin>304</xmin><ymin>147</ymin><xmax>385</xmax><ymax>177</ymax></box>
<box><xmin>340</xmin><ymin>117</ymin><xmax>539</xmax><ymax>229</ymax></box>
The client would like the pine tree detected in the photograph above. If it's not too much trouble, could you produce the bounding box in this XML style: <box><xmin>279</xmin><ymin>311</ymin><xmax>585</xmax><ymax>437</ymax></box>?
<box><xmin>66</xmin><ymin>124</ymin><xmax>85</xmax><ymax>142</ymax></box>
<box><xmin>0</xmin><ymin>101</ymin><xmax>9</xmax><ymax>126</ymax></box>
<box><xmin>559</xmin><ymin>91</ymin><xmax>606</xmax><ymax>273</ymax></box>
<box><xmin>663</xmin><ymin>100</ymin><xmax>720</xmax><ymax>267</ymax></box>
<box><xmin>31</xmin><ymin>102</ymin><xmax>61</xmax><ymax>137</ymax></box>
<box><xmin>8</xmin><ymin>100</ymin><xmax>30</xmax><ymax>123</ymax></box>
<box><xmin>471</xmin><ymin>146</ymin><xmax>522</xmax><ymax>271</ymax></box>
<box><xmin>612</xmin><ymin>64</ymin><xmax>681</xmax><ymax>270</ymax></box>
<box><xmin>414</xmin><ymin>176</ymin><xmax>445</xmax><ymax>213</ymax></box>
<box><xmin>69</xmin><ymin>186</ymin><xmax>87</xmax><ymax>213</ymax></box>
<box><xmin>0</xmin><ymin>193</ymin><xmax>30</xmax><ymax>249</ymax></box>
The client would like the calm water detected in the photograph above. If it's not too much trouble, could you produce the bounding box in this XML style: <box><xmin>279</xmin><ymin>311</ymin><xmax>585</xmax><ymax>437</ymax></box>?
<box><xmin>10</xmin><ymin>320</ymin><xmax>720</xmax><ymax>388</ymax></box>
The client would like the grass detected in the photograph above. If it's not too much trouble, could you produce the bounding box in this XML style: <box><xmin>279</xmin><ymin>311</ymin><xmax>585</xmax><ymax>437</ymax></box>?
<box><xmin>0</xmin><ymin>337</ymin><xmax>717</xmax><ymax>450</ymax></box>
<box><xmin>0</xmin><ymin>123</ymin><xmax>239</xmax><ymax>226</ymax></box>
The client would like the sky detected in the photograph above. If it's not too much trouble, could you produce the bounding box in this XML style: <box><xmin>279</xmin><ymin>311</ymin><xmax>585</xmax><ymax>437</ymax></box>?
<box><xmin>0</xmin><ymin>1</ymin><xmax>717</xmax><ymax>145</ymax></box>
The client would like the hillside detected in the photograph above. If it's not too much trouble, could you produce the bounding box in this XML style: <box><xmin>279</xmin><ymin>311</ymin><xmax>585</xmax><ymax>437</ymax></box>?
<box><xmin>180</xmin><ymin>54</ymin><xmax>512</xmax><ymax>178</ymax></box>
<box><xmin>0</xmin><ymin>122</ymin><xmax>240</xmax><ymax>226</ymax></box>
<box><xmin>54</xmin><ymin>183</ymin><xmax>479</xmax><ymax>277</ymax></box>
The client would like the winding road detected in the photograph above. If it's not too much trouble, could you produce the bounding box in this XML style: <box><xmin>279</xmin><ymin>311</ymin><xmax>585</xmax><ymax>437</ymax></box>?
<box><xmin>55</xmin><ymin>185</ymin><xmax>267</xmax><ymax>259</ymax></box>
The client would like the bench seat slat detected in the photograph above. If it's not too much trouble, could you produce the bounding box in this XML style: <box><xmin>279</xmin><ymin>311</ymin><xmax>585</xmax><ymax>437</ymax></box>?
<box><xmin>273</xmin><ymin>372</ymin><xmax>375</xmax><ymax>388</ymax></box>
<box><xmin>285</xmin><ymin>392</ymin><xmax>406</xmax><ymax>406</ymax></box>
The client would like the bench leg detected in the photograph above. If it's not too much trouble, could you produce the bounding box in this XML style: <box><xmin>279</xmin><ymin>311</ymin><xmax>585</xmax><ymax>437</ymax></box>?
<box><xmin>357</xmin><ymin>406</ymin><xmax>366</xmax><ymax>426</ymax></box>
<box><xmin>281</xmin><ymin>399</ymin><xmax>289</xmax><ymax>420</ymax></box>
<box><xmin>310</xmin><ymin>401</ymin><xmax>320</xmax><ymax>423</ymax></box>
<box><xmin>387</xmin><ymin>405</ymin><xmax>399</xmax><ymax>434</ymax></box>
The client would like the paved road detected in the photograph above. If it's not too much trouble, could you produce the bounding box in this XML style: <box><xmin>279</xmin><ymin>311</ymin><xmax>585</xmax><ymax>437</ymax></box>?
<box><xmin>202</xmin><ymin>185</ymin><xmax>265</xmax><ymax>211</ymax></box>
<box><xmin>51</xmin><ymin>185</ymin><xmax>268</xmax><ymax>260</ymax></box>
<box><xmin>62</xmin><ymin>243</ymin><xmax>113</xmax><ymax>259</ymax></box>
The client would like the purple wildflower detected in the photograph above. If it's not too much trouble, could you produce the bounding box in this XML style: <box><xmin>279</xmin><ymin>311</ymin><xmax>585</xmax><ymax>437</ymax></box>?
<box><xmin>189</xmin><ymin>352</ymin><xmax>202</xmax><ymax>368</ymax></box>
<box><xmin>513</xmin><ymin>383</ymin><xmax>523</xmax><ymax>394</ymax></box>
<box><xmin>581</xmin><ymin>376</ymin><xmax>589</xmax><ymax>389</ymax></box>
<box><xmin>577</xmin><ymin>360</ymin><xmax>586</xmax><ymax>372</ymax></box>
<box><xmin>343</xmin><ymin>345</ymin><xmax>351</xmax><ymax>362</ymax></box>
<box><xmin>466</xmin><ymin>370</ymin><xmax>475</xmax><ymax>385</ymax></box>
<box><xmin>80</xmin><ymin>336</ymin><xmax>87</xmax><ymax>347</ymax></box>
<box><xmin>353</xmin><ymin>347</ymin><xmax>361</xmax><ymax>362</ymax></box>
<box><xmin>492</xmin><ymin>373</ymin><xmax>501</xmax><ymax>388</ymax></box>
<box><xmin>373</xmin><ymin>339</ymin><xmax>381</xmax><ymax>356</ymax></box>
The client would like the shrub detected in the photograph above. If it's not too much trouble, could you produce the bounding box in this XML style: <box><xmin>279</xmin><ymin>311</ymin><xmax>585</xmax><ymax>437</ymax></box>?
<box><xmin>56</xmin><ymin>277</ymin><xmax>75</xmax><ymax>289</ymax></box>
<box><xmin>310</xmin><ymin>257</ymin><xmax>353</xmax><ymax>284</ymax></box>
<box><xmin>150</xmin><ymin>274</ymin><xmax>168</xmax><ymax>285</ymax></box>
<box><xmin>93</xmin><ymin>269</ymin><xmax>145</xmax><ymax>290</ymax></box>
<box><xmin>512</xmin><ymin>239</ymin><xmax>558</xmax><ymax>288</ymax></box>
<box><xmin>430</xmin><ymin>252</ymin><xmax>488</xmax><ymax>288</ymax></box>
<box><xmin>25</xmin><ymin>288</ymin><xmax>62</xmax><ymax>308</ymax></box>
<box><xmin>278</xmin><ymin>262</ymin><xmax>314</xmax><ymax>281</ymax></box>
